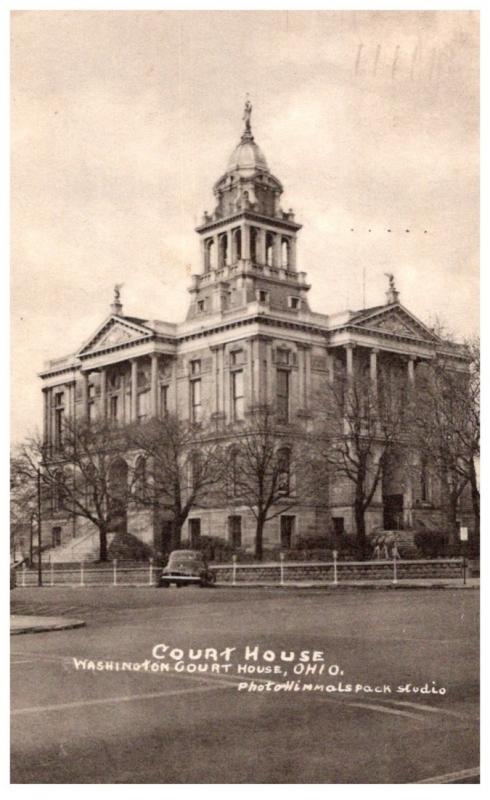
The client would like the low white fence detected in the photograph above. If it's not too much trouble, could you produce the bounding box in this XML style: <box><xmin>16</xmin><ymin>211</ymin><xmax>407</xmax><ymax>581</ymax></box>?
<box><xmin>14</xmin><ymin>555</ymin><xmax>466</xmax><ymax>588</ymax></box>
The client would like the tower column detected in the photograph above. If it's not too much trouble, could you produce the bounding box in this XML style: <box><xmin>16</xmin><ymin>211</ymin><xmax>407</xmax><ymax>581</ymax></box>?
<box><xmin>345</xmin><ymin>344</ymin><xmax>355</xmax><ymax>378</ymax></box>
<box><xmin>81</xmin><ymin>371</ymin><xmax>89</xmax><ymax>418</ymax></box>
<box><xmin>258</xmin><ymin>228</ymin><xmax>266</xmax><ymax>264</ymax></box>
<box><xmin>241</xmin><ymin>223</ymin><xmax>250</xmax><ymax>260</ymax></box>
<box><xmin>273</xmin><ymin>234</ymin><xmax>282</xmax><ymax>267</ymax></box>
<box><xmin>408</xmin><ymin>355</ymin><xmax>416</xmax><ymax>385</ymax></box>
<box><xmin>370</xmin><ymin>349</ymin><xmax>378</xmax><ymax>396</ymax></box>
<box><xmin>226</xmin><ymin>230</ymin><xmax>232</xmax><ymax>267</ymax></box>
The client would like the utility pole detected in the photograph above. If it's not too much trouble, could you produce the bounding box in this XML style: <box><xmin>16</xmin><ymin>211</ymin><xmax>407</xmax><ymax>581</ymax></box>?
<box><xmin>37</xmin><ymin>466</ymin><xmax>43</xmax><ymax>587</ymax></box>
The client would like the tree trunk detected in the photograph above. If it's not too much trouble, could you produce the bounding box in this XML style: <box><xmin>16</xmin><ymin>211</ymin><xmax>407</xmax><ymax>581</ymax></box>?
<box><xmin>354</xmin><ymin>498</ymin><xmax>367</xmax><ymax>559</ymax></box>
<box><xmin>171</xmin><ymin>518</ymin><xmax>182</xmax><ymax>551</ymax></box>
<box><xmin>469</xmin><ymin>459</ymin><xmax>480</xmax><ymax>544</ymax></box>
<box><xmin>99</xmin><ymin>525</ymin><xmax>108</xmax><ymax>562</ymax></box>
<box><xmin>446</xmin><ymin>493</ymin><xmax>460</xmax><ymax>545</ymax></box>
<box><xmin>255</xmin><ymin>516</ymin><xmax>265</xmax><ymax>561</ymax></box>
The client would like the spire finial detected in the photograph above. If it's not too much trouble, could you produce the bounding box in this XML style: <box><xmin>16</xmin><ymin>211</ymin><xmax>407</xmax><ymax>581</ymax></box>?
<box><xmin>111</xmin><ymin>283</ymin><xmax>124</xmax><ymax>315</ymax></box>
<box><xmin>242</xmin><ymin>95</ymin><xmax>253</xmax><ymax>140</ymax></box>
<box><xmin>384</xmin><ymin>272</ymin><xmax>399</xmax><ymax>304</ymax></box>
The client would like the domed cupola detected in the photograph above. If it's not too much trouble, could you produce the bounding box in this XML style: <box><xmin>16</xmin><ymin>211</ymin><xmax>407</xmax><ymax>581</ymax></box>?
<box><xmin>189</xmin><ymin>101</ymin><xmax>309</xmax><ymax>322</ymax></box>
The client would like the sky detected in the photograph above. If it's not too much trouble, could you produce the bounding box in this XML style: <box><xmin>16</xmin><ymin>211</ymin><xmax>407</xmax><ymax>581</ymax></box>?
<box><xmin>11</xmin><ymin>10</ymin><xmax>479</xmax><ymax>443</ymax></box>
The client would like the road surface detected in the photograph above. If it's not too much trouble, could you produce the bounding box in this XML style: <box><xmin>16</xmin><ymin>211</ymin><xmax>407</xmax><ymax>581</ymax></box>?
<box><xmin>11</xmin><ymin>586</ymin><xmax>479</xmax><ymax>783</ymax></box>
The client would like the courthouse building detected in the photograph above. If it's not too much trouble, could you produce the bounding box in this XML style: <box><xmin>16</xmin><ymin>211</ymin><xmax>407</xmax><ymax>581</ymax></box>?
<box><xmin>39</xmin><ymin>105</ymin><xmax>472</xmax><ymax>560</ymax></box>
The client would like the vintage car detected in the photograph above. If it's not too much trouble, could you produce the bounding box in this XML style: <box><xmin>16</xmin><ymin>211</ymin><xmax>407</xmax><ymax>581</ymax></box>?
<box><xmin>159</xmin><ymin>549</ymin><xmax>216</xmax><ymax>588</ymax></box>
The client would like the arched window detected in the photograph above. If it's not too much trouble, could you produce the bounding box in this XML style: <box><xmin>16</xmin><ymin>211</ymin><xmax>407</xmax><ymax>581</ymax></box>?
<box><xmin>233</xmin><ymin>228</ymin><xmax>242</xmax><ymax>261</ymax></box>
<box><xmin>229</xmin><ymin>448</ymin><xmax>240</xmax><ymax>497</ymax></box>
<box><xmin>190</xmin><ymin>451</ymin><xmax>202</xmax><ymax>490</ymax></box>
<box><xmin>250</xmin><ymin>227</ymin><xmax>258</xmax><ymax>262</ymax></box>
<box><xmin>52</xmin><ymin>469</ymin><xmax>65</xmax><ymax>512</ymax></box>
<box><xmin>218</xmin><ymin>234</ymin><xmax>228</xmax><ymax>268</ymax></box>
<box><xmin>134</xmin><ymin>456</ymin><xmax>147</xmax><ymax>503</ymax></box>
<box><xmin>205</xmin><ymin>239</ymin><xmax>215</xmax><ymax>272</ymax></box>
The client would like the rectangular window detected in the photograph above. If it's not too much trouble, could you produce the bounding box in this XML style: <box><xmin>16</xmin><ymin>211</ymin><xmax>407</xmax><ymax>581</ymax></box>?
<box><xmin>289</xmin><ymin>296</ymin><xmax>300</xmax><ymax>310</ymax></box>
<box><xmin>54</xmin><ymin>407</ymin><xmax>64</xmax><ymax>447</ymax></box>
<box><xmin>232</xmin><ymin>369</ymin><xmax>244</xmax><ymax>421</ymax></box>
<box><xmin>137</xmin><ymin>390</ymin><xmax>150</xmax><ymax>422</ymax></box>
<box><xmin>277</xmin><ymin>448</ymin><xmax>291</xmax><ymax>496</ymax></box>
<box><xmin>191</xmin><ymin>378</ymin><xmax>202</xmax><ymax>423</ymax></box>
<box><xmin>160</xmin><ymin>384</ymin><xmax>168</xmax><ymax>417</ymax></box>
<box><xmin>197</xmin><ymin>300</ymin><xmax>205</xmax><ymax>313</ymax></box>
<box><xmin>228</xmin><ymin>516</ymin><xmax>242</xmax><ymax>549</ymax></box>
<box><xmin>276</xmin><ymin>368</ymin><xmax>289</xmax><ymax>422</ymax></box>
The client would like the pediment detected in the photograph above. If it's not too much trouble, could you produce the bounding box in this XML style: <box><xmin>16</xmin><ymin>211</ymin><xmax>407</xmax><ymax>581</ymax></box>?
<box><xmin>78</xmin><ymin>316</ymin><xmax>152</xmax><ymax>356</ymax></box>
<box><xmin>353</xmin><ymin>305</ymin><xmax>439</xmax><ymax>343</ymax></box>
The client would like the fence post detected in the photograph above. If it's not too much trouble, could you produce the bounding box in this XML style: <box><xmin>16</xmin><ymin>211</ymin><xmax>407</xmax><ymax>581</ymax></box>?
<box><xmin>232</xmin><ymin>555</ymin><xmax>237</xmax><ymax>586</ymax></box>
<box><xmin>22</xmin><ymin>563</ymin><xmax>26</xmax><ymax>588</ymax></box>
<box><xmin>149</xmin><ymin>557</ymin><xmax>153</xmax><ymax>586</ymax></box>
<box><xmin>280</xmin><ymin>552</ymin><xmax>285</xmax><ymax>586</ymax></box>
<box><xmin>113</xmin><ymin>558</ymin><xmax>118</xmax><ymax>587</ymax></box>
<box><xmin>392</xmin><ymin>552</ymin><xmax>398</xmax><ymax>585</ymax></box>
<box><xmin>80</xmin><ymin>561</ymin><xmax>85</xmax><ymax>587</ymax></box>
<box><xmin>332</xmin><ymin>550</ymin><xmax>338</xmax><ymax>585</ymax></box>
<box><xmin>50</xmin><ymin>560</ymin><xmax>54</xmax><ymax>587</ymax></box>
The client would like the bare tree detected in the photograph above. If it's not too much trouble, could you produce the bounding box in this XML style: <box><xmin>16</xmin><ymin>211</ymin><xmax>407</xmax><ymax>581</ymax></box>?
<box><xmin>312</xmin><ymin>365</ymin><xmax>409</xmax><ymax>558</ymax></box>
<box><xmin>223</xmin><ymin>405</ymin><xmax>307</xmax><ymax>561</ymax></box>
<box><xmin>18</xmin><ymin>417</ymin><xmax>133</xmax><ymax>562</ymax></box>
<box><xmin>411</xmin><ymin>342</ymin><xmax>479</xmax><ymax>543</ymax></box>
<box><xmin>128</xmin><ymin>413</ymin><xmax>225</xmax><ymax>551</ymax></box>
<box><xmin>10</xmin><ymin>449</ymin><xmax>38</xmax><ymax>563</ymax></box>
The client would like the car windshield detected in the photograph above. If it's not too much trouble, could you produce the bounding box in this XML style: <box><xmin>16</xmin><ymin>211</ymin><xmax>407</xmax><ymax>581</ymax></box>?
<box><xmin>168</xmin><ymin>551</ymin><xmax>202</xmax><ymax>563</ymax></box>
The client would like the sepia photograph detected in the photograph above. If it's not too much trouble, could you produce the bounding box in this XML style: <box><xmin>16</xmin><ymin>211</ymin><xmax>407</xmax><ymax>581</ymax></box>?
<box><xmin>10</xmin><ymin>8</ymin><xmax>479</xmax><ymax>785</ymax></box>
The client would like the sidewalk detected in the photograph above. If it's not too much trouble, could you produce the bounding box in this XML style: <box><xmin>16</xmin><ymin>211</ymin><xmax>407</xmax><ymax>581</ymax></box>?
<box><xmin>215</xmin><ymin>577</ymin><xmax>480</xmax><ymax>590</ymax></box>
<box><xmin>10</xmin><ymin>615</ymin><xmax>86</xmax><ymax>635</ymax></box>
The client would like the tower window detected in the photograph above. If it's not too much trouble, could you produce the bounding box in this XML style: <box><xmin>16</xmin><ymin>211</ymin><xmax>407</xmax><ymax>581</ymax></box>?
<box><xmin>289</xmin><ymin>296</ymin><xmax>300</xmax><ymax>310</ymax></box>
<box><xmin>250</xmin><ymin>227</ymin><xmax>259</xmax><ymax>262</ymax></box>
<box><xmin>191</xmin><ymin>378</ymin><xmax>202</xmax><ymax>423</ymax></box>
<box><xmin>232</xmin><ymin>369</ymin><xmax>244</xmax><ymax>421</ymax></box>
<box><xmin>197</xmin><ymin>300</ymin><xmax>205</xmax><ymax>313</ymax></box>
<box><xmin>258</xmin><ymin>290</ymin><xmax>269</xmax><ymax>303</ymax></box>
<box><xmin>276</xmin><ymin>368</ymin><xmax>289</xmax><ymax>422</ymax></box>
<box><xmin>233</xmin><ymin>228</ymin><xmax>242</xmax><ymax>261</ymax></box>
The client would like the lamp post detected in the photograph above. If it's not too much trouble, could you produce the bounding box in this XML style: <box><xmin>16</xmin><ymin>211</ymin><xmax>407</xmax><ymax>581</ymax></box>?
<box><xmin>37</xmin><ymin>465</ymin><xmax>43</xmax><ymax>587</ymax></box>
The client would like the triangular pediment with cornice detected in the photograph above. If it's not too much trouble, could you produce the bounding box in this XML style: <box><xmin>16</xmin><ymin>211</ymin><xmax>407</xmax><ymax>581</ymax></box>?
<box><xmin>78</xmin><ymin>316</ymin><xmax>153</xmax><ymax>356</ymax></box>
<box><xmin>351</xmin><ymin>304</ymin><xmax>440</xmax><ymax>343</ymax></box>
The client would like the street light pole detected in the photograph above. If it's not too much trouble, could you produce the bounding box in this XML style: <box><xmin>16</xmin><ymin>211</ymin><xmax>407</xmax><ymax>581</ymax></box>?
<box><xmin>37</xmin><ymin>466</ymin><xmax>43</xmax><ymax>587</ymax></box>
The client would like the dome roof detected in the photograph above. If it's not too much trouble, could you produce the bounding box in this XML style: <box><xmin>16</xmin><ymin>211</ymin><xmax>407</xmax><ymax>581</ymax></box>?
<box><xmin>226</xmin><ymin>135</ymin><xmax>269</xmax><ymax>174</ymax></box>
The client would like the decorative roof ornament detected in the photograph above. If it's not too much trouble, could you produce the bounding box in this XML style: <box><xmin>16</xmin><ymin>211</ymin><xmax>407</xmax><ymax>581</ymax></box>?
<box><xmin>384</xmin><ymin>272</ymin><xmax>400</xmax><ymax>305</ymax></box>
<box><xmin>111</xmin><ymin>283</ymin><xmax>124</xmax><ymax>315</ymax></box>
<box><xmin>241</xmin><ymin>95</ymin><xmax>253</xmax><ymax>141</ymax></box>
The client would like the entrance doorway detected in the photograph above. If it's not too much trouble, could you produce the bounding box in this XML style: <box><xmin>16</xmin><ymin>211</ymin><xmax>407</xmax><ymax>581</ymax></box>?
<box><xmin>280</xmin><ymin>516</ymin><xmax>295</xmax><ymax>549</ymax></box>
<box><xmin>383</xmin><ymin>494</ymin><xmax>404</xmax><ymax>530</ymax></box>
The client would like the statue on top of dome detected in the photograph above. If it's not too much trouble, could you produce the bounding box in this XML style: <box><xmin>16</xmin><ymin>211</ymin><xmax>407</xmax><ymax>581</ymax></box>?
<box><xmin>242</xmin><ymin>97</ymin><xmax>252</xmax><ymax>134</ymax></box>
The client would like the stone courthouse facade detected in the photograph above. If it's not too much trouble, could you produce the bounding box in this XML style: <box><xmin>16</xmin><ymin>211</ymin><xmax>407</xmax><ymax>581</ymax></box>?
<box><xmin>39</xmin><ymin>105</ymin><xmax>473</xmax><ymax>560</ymax></box>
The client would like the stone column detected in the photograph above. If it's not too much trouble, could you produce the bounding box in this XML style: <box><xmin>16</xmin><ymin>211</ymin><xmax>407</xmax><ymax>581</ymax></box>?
<box><xmin>81</xmin><ymin>371</ymin><xmax>89</xmax><ymax>419</ymax></box>
<box><xmin>241</xmin><ymin>223</ymin><xmax>250</xmax><ymax>260</ymax></box>
<box><xmin>226</xmin><ymin>230</ymin><xmax>232</xmax><ymax>267</ymax></box>
<box><xmin>258</xmin><ymin>228</ymin><xmax>266</xmax><ymax>265</ymax></box>
<box><xmin>345</xmin><ymin>344</ymin><xmax>354</xmax><ymax>378</ymax></box>
<box><xmin>297</xmin><ymin>346</ymin><xmax>305</xmax><ymax>409</ymax></box>
<box><xmin>42</xmin><ymin>388</ymin><xmax>49</xmax><ymax>446</ymax></box>
<box><xmin>212</xmin><ymin>234</ymin><xmax>219</xmax><ymax>269</ymax></box>
<box><xmin>327</xmin><ymin>351</ymin><xmax>335</xmax><ymax>385</ymax></box>
<box><xmin>99</xmin><ymin>368</ymin><xmax>107</xmax><ymax>420</ymax></box>
<box><xmin>408</xmin><ymin>355</ymin><xmax>416</xmax><ymax>385</ymax></box>
<box><xmin>273</xmin><ymin>233</ymin><xmax>282</xmax><ymax>267</ymax></box>
<box><xmin>151</xmin><ymin>354</ymin><xmax>159</xmax><ymax>418</ymax></box>
<box><xmin>288</xmin><ymin>237</ymin><xmax>297</xmax><ymax>270</ymax></box>
<box><xmin>210</xmin><ymin>346</ymin><xmax>220</xmax><ymax>415</ymax></box>
<box><xmin>370</xmin><ymin>348</ymin><xmax>378</xmax><ymax>397</ymax></box>
<box><xmin>130</xmin><ymin>359</ymin><xmax>138</xmax><ymax>422</ymax></box>
<box><xmin>223</xmin><ymin>348</ymin><xmax>230</xmax><ymax>420</ymax></box>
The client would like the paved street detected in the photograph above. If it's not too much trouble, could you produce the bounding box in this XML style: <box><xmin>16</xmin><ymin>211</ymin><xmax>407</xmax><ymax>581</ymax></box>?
<box><xmin>11</xmin><ymin>586</ymin><xmax>479</xmax><ymax>784</ymax></box>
